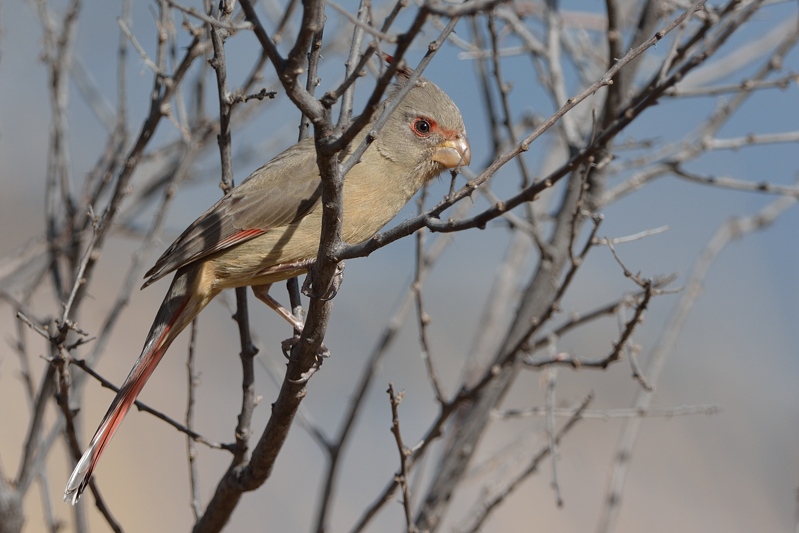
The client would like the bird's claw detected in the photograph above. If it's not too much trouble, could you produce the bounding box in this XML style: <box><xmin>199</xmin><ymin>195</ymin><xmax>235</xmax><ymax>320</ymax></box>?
<box><xmin>281</xmin><ymin>334</ymin><xmax>330</xmax><ymax>384</ymax></box>
<box><xmin>302</xmin><ymin>262</ymin><xmax>345</xmax><ymax>301</ymax></box>
<box><xmin>288</xmin><ymin>362</ymin><xmax>321</xmax><ymax>384</ymax></box>
<box><xmin>281</xmin><ymin>334</ymin><xmax>301</xmax><ymax>360</ymax></box>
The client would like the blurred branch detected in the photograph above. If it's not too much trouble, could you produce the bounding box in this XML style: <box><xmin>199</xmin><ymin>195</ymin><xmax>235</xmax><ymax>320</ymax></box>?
<box><xmin>186</xmin><ymin>319</ymin><xmax>202</xmax><ymax>522</ymax></box>
<box><xmin>387</xmin><ymin>384</ymin><xmax>416</xmax><ymax>532</ymax></box>
<box><xmin>603</xmin><ymin>15</ymin><xmax>799</xmax><ymax>205</ymax></box>
<box><xmin>670</xmin><ymin>164</ymin><xmax>799</xmax><ymax>197</ymax></box>
<box><xmin>458</xmin><ymin>393</ymin><xmax>593</xmax><ymax>533</ymax></box>
<box><xmin>665</xmin><ymin>72</ymin><xmax>797</xmax><ymax>97</ymax></box>
<box><xmin>497</xmin><ymin>403</ymin><xmax>722</xmax><ymax>419</ymax></box>
<box><xmin>596</xmin><ymin>193</ymin><xmax>797</xmax><ymax>533</ymax></box>
<box><xmin>70</xmin><ymin>358</ymin><xmax>234</xmax><ymax>451</ymax></box>
<box><xmin>413</xmin><ymin>186</ymin><xmax>446</xmax><ymax>404</ymax></box>
<box><xmin>166</xmin><ymin>0</ymin><xmax>253</xmax><ymax>31</ymax></box>
<box><xmin>544</xmin><ymin>368</ymin><xmax>563</xmax><ymax>506</ymax></box>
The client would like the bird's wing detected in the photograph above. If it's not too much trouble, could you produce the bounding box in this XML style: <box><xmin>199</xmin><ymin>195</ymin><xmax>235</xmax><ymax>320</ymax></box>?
<box><xmin>143</xmin><ymin>139</ymin><xmax>322</xmax><ymax>287</ymax></box>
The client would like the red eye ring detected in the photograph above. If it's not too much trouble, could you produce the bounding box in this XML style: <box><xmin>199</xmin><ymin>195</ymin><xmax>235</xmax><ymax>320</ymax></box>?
<box><xmin>412</xmin><ymin>118</ymin><xmax>432</xmax><ymax>137</ymax></box>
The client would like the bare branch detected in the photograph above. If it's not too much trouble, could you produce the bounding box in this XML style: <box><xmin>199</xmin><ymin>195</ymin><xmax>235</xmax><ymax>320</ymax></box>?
<box><xmin>459</xmin><ymin>394</ymin><xmax>593</xmax><ymax>533</ymax></box>
<box><xmin>496</xmin><ymin>403</ymin><xmax>722</xmax><ymax>420</ymax></box>
<box><xmin>70</xmin><ymin>358</ymin><xmax>233</xmax><ymax>451</ymax></box>
<box><xmin>387</xmin><ymin>384</ymin><xmax>416</xmax><ymax>533</ymax></box>
<box><xmin>186</xmin><ymin>319</ymin><xmax>202</xmax><ymax>522</ymax></box>
<box><xmin>596</xmin><ymin>193</ymin><xmax>797</xmax><ymax>533</ymax></box>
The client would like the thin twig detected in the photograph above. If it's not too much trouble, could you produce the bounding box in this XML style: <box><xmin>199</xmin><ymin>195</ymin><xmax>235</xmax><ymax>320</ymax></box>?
<box><xmin>70</xmin><ymin>358</ymin><xmax>233</xmax><ymax>451</ymax></box>
<box><xmin>166</xmin><ymin>0</ymin><xmax>253</xmax><ymax>30</ymax></box>
<box><xmin>459</xmin><ymin>394</ymin><xmax>593</xmax><ymax>533</ymax></box>
<box><xmin>665</xmin><ymin>73</ymin><xmax>797</xmax><ymax>97</ymax></box>
<box><xmin>414</xmin><ymin>185</ymin><xmax>446</xmax><ymax>403</ymax></box>
<box><xmin>544</xmin><ymin>368</ymin><xmax>563</xmax><ymax>507</ymax></box>
<box><xmin>387</xmin><ymin>384</ymin><xmax>417</xmax><ymax>533</ymax></box>
<box><xmin>670</xmin><ymin>164</ymin><xmax>799</xmax><ymax>197</ymax></box>
<box><xmin>117</xmin><ymin>17</ymin><xmax>163</xmax><ymax>75</ymax></box>
<box><xmin>496</xmin><ymin>403</ymin><xmax>722</xmax><ymax>419</ymax></box>
<box><xmin>186</xmin><ymin>319</ymin><xmax>202</xmax><ymax>522</ymax></box>
<box><xmin>59</xmin><ymin>208</ymin><xmax>99</xmax><ymax>326</ymax></box>
<box><xmin>328</xmin><ymin>0</ymin><xmax>397</xmax><ymax>43</ymax></box>
<box><xmin>525</xmin><ymin>279</ymin><xmax>653</xmax><ymax>370</ymax></box>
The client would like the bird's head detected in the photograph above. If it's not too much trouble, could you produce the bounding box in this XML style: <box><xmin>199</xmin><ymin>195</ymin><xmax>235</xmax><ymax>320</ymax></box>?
<box><xmin>376</xmin><ymin>69</ymin><xmax>471</xmax><ymax>183</ymax></box>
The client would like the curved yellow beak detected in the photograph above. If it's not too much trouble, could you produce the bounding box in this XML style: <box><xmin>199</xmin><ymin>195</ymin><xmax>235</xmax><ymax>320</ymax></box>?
<box><xmin>433</xmin><ymin>135</ymin><xmax>471</xmax><ymax>169</ymax></box>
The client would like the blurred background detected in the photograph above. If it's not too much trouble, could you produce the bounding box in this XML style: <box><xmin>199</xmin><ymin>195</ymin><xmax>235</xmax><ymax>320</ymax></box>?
<box><xmin>1</xmin><ymin>0</ymin><xmax>798</xmax><ymax>531</ymax></box>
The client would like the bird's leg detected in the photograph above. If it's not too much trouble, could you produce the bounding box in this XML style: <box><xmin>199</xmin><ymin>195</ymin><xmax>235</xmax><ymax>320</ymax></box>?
<box><xmin>251</xmin><ymin>285</ymin><xmax>306</xmax><ymax>358</ymax></box>
<box><xmin>251</xmin><ymin>284</ymin><xmax>305</xmax><ymax>331</ymax></box>
<box><xmin>251</xmin><ymin>284</ymin><xmax>330</xmax><ymax>376</ymax></box>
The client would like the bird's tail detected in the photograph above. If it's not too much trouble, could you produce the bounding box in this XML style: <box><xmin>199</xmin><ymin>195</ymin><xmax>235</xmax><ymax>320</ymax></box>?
<box><xmin>64</xmin><ymin>264</ymin><xmax>215</xmax><ymax>504</ymax></box>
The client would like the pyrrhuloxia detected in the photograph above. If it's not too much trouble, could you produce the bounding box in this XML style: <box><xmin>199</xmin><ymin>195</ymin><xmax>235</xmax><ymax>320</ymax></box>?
<box><xmin>64</xmin><ymin>72</ymin><xmax>469</xmax><ymax>504</ymax></box>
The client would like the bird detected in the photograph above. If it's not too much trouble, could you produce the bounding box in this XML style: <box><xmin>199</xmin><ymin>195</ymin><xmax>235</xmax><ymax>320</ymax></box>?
<box><xmin>64</xmin><ymin>69</ymin><xmax>470</xmax><ymax>504</ymax></box>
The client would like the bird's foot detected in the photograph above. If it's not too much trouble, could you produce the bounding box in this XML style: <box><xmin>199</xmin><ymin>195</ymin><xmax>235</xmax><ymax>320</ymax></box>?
<box><xmin>281</xmin><ymin>334</ymin><xmax>331</xmax><ymax>383</ymax></box>
<box><xmin>302</xmin><ymin>262</ymin><xmax>345</xmax><ymax>301</ymax></box>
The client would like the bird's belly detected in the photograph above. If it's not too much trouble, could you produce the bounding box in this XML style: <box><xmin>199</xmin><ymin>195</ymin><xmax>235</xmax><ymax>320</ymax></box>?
<box><xmin>208</xmin><ymin>216</ymin><xmax>321</xmax><ymax>290</ymax></box>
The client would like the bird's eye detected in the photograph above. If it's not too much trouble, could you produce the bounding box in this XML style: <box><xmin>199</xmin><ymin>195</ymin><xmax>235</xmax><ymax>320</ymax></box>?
<box><xmin>412</xmin><ymin>118</ymin><xmax>432</xmax><ymax>137</ymax></box>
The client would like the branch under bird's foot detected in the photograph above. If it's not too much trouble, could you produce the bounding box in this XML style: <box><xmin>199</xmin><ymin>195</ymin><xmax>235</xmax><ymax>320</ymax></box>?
<box><xmin>282</xmin><ymin>334</ymin><xmax>330</xmax><ymax>383</ymax></box>
<box><xmin>302</xmin><ymin>262</ymin><xmax>345</xmax><ymax>300</ymax></box>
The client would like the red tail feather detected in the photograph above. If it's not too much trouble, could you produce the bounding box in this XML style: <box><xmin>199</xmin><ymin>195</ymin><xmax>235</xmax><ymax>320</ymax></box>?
<box><xmin>64</xmin><ymin>265</ymin><xmax>205</xmax><ymax>504</ymax></box>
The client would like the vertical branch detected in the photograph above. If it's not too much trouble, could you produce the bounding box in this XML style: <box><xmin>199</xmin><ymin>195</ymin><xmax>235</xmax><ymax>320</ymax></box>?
<box><xmin>38</xmin><ymin>0</ymin><xmax>82</xmax><ymax>301</ymax></box>
<box><xmin>208</xmin><ymin>5</ymin><xmax>261</xmax><ymax>471</ymax></box>
<box><xmin>387</xmin><ymin>384</ymin><xmax>417</xmax><ymax>533</ymax></box>
<box><xmin>186</xmin><ymin>319</ymin><xmax>202</xmax><ymax>521</ymax></box>
<box><xmin>544</xmin><ymin>367</ymin><xmax>562</xmax><ymax>506</ymax></box>
<box><xmin>469</xmin><ymin>16</ymin><xmax>501</xmax><ymax>157</ymax></box>
<box><xmin>232</xmin><ymin>295</ymin><xmax>258</xmax><ymax>459</ymax></box>
<box><xmin>299</xmin><ymin>22</ymin><xmax>325</xmax><ymax>140</ymax></box>
<box><xmin>602</xmin><ymin>0</ymin><xmax>624</xmax><ymax>128</ymax></box>
<box><xmin>413</xmin><ymin>185</ymin><xmax>445</xmax><ymax>403</ymax></box>
<box><xmin>211</xmin><ymin>28</ymin><xmax>234</xmax><ymax>192</ymax></box>
<box><xmin>542</xmin><ymin>0</ymin><xmax>582</xmax><ymax>148</ymax></box>
<box><xmin>336</xmin><ymin>0</ymin><xmax>371</xmax><ymax>129</ymax></box>
<box><xmin>55</xmin><ymin>355</ymin><xmax>122</xmax><ymax>532</ymax></box>
<box><xmin>287</xmin><ymin>11</ymin><xmax>326</xmax><ymax>330</ymax></box>
<box><xmin>310</xmin><ymin>4</ymin><xmax>370</xmax><ymax>531</ymax></box>
<box><xmin>485</xmin><ymin>13</ymin><xmax>547</xmax><ymax>250</ymax></box>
